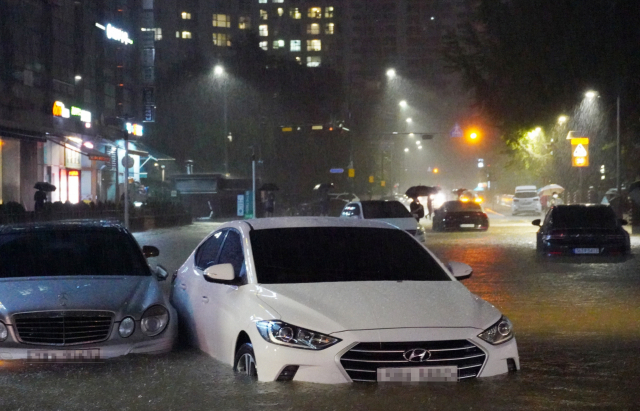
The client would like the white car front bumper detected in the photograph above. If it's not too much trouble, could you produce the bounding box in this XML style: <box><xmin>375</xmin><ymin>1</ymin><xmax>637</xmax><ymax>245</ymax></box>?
<box><xmin>252</xmin><ymin>327</ymin><xmax>520</xmax><ymax>384</ymax></box>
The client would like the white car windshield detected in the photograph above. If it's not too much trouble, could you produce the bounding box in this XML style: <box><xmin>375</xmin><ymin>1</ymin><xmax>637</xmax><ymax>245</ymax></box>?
<box><xmin>0</xmin><ymin>230</ymin><xmax>150</xmax><ymax>278</ymax></box>
<box><xmin>250</xmin><ymin>227</ymin><xmax>451</xmax><ymax>284</ymax></box>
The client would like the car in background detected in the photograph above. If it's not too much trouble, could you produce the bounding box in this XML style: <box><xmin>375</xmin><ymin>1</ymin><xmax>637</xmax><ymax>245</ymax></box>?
<box><xmin>533</xmin><ymin>204</ymin><xmax>631</xmax><ymax>256</ymax></box>
<box><xmin>432</xmin><ymin>201</ymin><xmax>489</xmax><ymax>232</ymax></box>
<box><xmin>340</xmin><ymin>200</ymin><xmax>420</xmax><ymax>236</ymax></box>
<box><xmin>512</xmin><ymin>185</ymin><xmax>541</xmax><ymax>215</ymax></box>
<box><xmin>0</xmin><ymin>221</ymin><xmax>176</xmax><ymax>361</ymax></box>
<box><xmin>170</xmin><ymin>217</ymin><xmax>519</xmax><ymax>383</ymax></box>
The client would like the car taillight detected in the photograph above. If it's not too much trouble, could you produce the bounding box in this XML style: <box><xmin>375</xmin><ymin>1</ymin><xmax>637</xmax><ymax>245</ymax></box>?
<box><xmin>545</xmin><ymin>230</ymin><xmax>567</xmax><ymax>240</ymax></box>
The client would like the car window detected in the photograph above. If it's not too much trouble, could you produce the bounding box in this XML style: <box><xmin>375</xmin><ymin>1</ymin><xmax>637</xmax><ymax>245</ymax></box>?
<box><xmin>195</xmin><ymin>230</ymin><xmax>227</xmax><ymax>270</ymax></box>
<box><xmin>341</xmin><ymin>203</ymin><xmax>361</xmax><ymax>217</ymax></box>
<box><xmin>250</xmin><ymin>227</ymin><xmax>450</xmax><ymax>284</ymax></box>
<box><xmin>0</xmin><ymin>230</ymin><xmax>149</xmax><ymax>277</ymax></box>
<box><xmin>217</xmin><ymin>230</ymin><xmax>245</xmax><ymax>280</ymax></box>
<box><xmin>552</xmin><ymin>207</ymin><xmax>617</xmax><ymax>229</ymax></box>
<box><xmin>361</xmin><ymin>201</ymin><xmax>412</xmax><ymax>218</ymax></box>
<box><xmin>514</xmin><ymin>192</ymin><xmax>538</xmax><ymax>199</ymax></box>
<box><xmin>443</xmin><ymin>201</ymin><xmax>482</xmax><ymax>212</ymax></box>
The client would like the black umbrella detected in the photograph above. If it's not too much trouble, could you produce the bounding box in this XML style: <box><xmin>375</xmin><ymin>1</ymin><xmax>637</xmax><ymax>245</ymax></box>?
<box><xmin>34</xmin><ymin>182</ymin><xmax>56</xmax><ymax>192</ymax></box>
<box><xmin>313</xmin><ymin>183</ymin><xmax>335</xmax><ymax>191</ymax></box>
<box><xmin>258</xmin><ymin>183</ymin><xmax>279</xmax><ymax>191</ymax></box>
<box><xmin>405</xmin><ymin>185</ymin><xmax>438</xmax><ymax>198</ymax></box>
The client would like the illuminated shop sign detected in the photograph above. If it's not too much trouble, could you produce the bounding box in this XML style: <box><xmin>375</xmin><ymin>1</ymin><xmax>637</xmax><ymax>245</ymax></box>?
<box><xmin>68</xmin><ymin>170</ymin><xmax>80</xmax><ymax>176</ymax></box>
<box><xmin>53</xmin><ymin>101</ymin><xmax>92</xmax><ymax>125</ymax></box>
<box><xmin>96</xmin><ymin>23</ymin><xmax>133</xmax><ymax>45</ymax></box>
<box><xmin>126</xmin><ymin>122</ymin><xmax>144</xmax><ymax>136</ymax></box>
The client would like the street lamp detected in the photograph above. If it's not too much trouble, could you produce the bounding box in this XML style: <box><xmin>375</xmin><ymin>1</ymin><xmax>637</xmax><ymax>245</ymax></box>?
<box><xmin>557</xmin><ymin>115</ymin><xmax>568</xmax><ymax>125</ymax></box>
<box><xmin>585</xmin><ymin>90</ymin><xmax>597</xmax><ymax>100</ymax></box>
<box><xmin>399</xmin><ymin>100</ymin><xmax>408</xmax><ymax>108</ymax></box>
<box><xmin>406</xmin><ymin>118</ymin><xmax>412</xmax><ymax>123</ymax></box>
<box><xmin>386</xmin><ymin>68</ymin><xmax>396</xmax><ymax>79</ymax></box>
<box><xmin>214</xmin><ymin>65</ymin><xmax>229</xmax><ymax>175</ymax></box>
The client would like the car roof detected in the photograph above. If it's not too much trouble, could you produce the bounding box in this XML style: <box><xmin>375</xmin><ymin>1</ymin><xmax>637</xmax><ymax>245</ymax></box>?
<box><xmin>231</xmin><ymin>216</ymin><xmax>403</xmax><ymax>231</ymax></box>
<box><xmin>0</xmin><ymin>220</ymin><xmax>128</xmax><ymax>235</ymax></box>
<box><xmin>355</xmin><ymin>200</ymin><xmax>403</xmax><ymax>204</ymax></box>
<box><xmin>552</xmin><ymin>204</ymin><xmax>611</xmax><ymax>211</ymax></box>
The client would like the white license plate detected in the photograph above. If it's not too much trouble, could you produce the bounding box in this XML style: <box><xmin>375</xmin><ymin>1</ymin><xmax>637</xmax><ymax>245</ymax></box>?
<box><xmin>460</xmin><ymin>224</ymin><xmax>475</xmax><ymax>228</ymax></box>
<box><xmin>377</xmin><ymin>366</ymin><xmax>457</xmax><ymax>382</ymax></box>
<box><xmin>573</xmin><ymin>248</ymin><xmax>600</xmax><ymax>254</ymax></box>
<box><xmin>26</xmin><ymin>348</ymin><xmax>101</xmax><ymax>363</ymax></box>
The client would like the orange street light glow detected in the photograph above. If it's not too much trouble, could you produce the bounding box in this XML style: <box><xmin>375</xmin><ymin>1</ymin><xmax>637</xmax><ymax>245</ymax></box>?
<box><xmin>433</xmin><ymin>168</ymin><xmax>439</xmax><ymax>173</ymax></box>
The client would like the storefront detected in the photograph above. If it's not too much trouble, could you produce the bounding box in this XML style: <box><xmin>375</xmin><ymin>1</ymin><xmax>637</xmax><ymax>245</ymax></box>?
<box><xmin>0</xmin><ymin>127</ymin><xmax>43</xmax><ymax>210</ymax></box>
<box><xmin>45</xmin><ymin>135</ymin><xmax>110</xmax><ymax>204</ymax></box>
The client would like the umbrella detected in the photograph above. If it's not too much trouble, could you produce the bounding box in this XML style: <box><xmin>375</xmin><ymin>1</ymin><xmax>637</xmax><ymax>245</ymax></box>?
<box><xmin>34</xmin><ymin>182</ymin><xmax>56</xmax><ymax>192</ymax></box>
<box><xmin>313</xmin><ymin>183</ymin><xmax>335</xmax><ymax>191</ymax></box>
<box><xmin>258</xmin><ymin>183</ymin><xmax>279</xmax><ymax>191</ymax></box>
<box><xmin>538</xmin><ymin>184</ymin><xmax>564</xmax><ymax>197</ymax></box>
<box><xmin>405</xmin><ymin>185</ymin><xmax>438</xmax><ymax>198</ymax></box>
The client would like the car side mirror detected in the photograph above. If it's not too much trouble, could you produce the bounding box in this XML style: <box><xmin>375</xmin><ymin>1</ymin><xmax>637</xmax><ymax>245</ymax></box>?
<box><xmin>447</xmin><ymin>261</ymin><xmax>473</xmax><ymax>281</ymax></box>
<box><xmin>155</xmin><ymin>265</ymin><xmax>168</xmax><ymax>281</ymax></box>
<box><xmin>618</xmin><ymin>218</ymin><xmax>628</xmax><ymax>226</ymax></box>
<box><xmin>532</xmin><ymin>219</ymin><xmax>541</xmax><ymax>227</ymax></box>
<box><xmin>142</xmin><ymin>245</ymin><xmax>159</xmax><ymax>258</ymax></box>
<box><xmin>204</xmin><ymin>263</ymin><xmax>235</xmax><ymax>281</ymax></box>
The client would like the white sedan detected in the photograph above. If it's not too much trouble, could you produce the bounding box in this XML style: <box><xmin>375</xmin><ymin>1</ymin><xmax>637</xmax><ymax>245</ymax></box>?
<box><xmin>171</xmin><ymin>217</ymin><xmax>519</xmax><ymax>383</ymax></box>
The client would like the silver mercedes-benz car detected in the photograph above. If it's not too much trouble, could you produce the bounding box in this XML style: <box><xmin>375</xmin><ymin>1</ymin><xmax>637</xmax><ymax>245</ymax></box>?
<box><xmin>0</xmin><ymin>221</ymin><xmax>176</xmax><ymax>362</ymax></box>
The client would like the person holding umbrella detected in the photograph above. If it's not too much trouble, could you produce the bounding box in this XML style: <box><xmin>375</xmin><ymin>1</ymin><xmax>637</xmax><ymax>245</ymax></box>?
<box><xmin>33</xmin><ymin>182</ymin><xmax>56</xmax><ymax>213</ymax></box>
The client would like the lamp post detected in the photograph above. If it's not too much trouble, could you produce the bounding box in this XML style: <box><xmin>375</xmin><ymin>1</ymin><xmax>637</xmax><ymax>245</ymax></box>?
<box><xmin>214</xmin><ymin>65</ymin><xmax>229</xmax><ymax>175</ymax></box>
<box><xmin>123</xmin><ymin>129</ymin><xmax>130</xmax><ymax>230</ymax></box>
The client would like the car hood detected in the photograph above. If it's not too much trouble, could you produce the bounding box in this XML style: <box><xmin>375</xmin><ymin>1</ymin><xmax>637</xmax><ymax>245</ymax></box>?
<box><xmin>0</xmin><ymin>276</ymin><xmax>163</xmax><ymax>323</ymax></box>
<box><xmin>256</xmin><ymin>281</ymin><xmax>500</xmax><ymax>334</ymax></box>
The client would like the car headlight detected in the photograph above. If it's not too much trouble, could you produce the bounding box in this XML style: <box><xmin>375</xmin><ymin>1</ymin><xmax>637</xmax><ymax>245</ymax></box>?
<box><xmin>0</xmin><ymin>322</ymin><xmax>7</xmax><ymax>341</ymax></box>
<box><xmin>478</xmin><ymin>316</ymin><xmax>514</xmax><ymax>345</ymax></box>
<box><xmin>141</xmin><ymin>305</ymin><xmax>169</xmax><ymax>337</ymax></box>
<box><xmin>119</xmin><ymin>317</ymin><xmax>135</xmax><ymax>338</ymax></box>
<box><xmin>256</xmin><ymin>321</ymin><xmax>341</xmax><ymax>350</ymax></box>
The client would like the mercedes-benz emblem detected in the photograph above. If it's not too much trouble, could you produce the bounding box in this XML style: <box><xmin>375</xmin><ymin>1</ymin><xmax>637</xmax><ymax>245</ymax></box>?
<box><xmin>58</xmin><ymin>293</ymin><xmax>68</xmax><ymax>307</ymax></box>
<box><xmin>403</xmin><ymin>348</ymin><xmax>431</xmax><ymax>362</ymax></box>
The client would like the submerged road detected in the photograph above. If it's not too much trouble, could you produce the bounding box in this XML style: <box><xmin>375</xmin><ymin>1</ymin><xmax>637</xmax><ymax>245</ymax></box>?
<box><xmin>1</xmin><ymin>213</ymin><xmax>639</xmax><ymax>410</ymax></box>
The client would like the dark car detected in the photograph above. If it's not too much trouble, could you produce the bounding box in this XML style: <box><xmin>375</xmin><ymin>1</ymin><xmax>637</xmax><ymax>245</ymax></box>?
<box><xmin>533</xmin><ymin>204</ymin><xmax>631</xmax><ymax>256</ymax></box>
<box><xmin>432</xmin><ymin>201</ymin><xmax>489</xmax><ymax>232</ymax></box>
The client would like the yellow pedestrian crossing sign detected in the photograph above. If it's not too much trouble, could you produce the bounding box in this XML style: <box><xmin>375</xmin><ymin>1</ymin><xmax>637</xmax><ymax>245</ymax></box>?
<box><xmin>571</xmin><ymin>138</ymin><xmax>589</xmax><ymax>167</ymax></box>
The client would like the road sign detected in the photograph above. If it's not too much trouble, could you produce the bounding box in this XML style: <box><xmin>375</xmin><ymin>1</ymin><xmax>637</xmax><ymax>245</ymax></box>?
<box><xmin>571</xmin><ymin>138</ymin><xmax>589</xmax><ymax>167</ymax></box>
<box><xmin>330</xmin><ymin>168</ymin><xmax>344</xmax><ymax>174</ymax></box>
<box><xmin>348</xmin><ymin>168</ymin><xmax>355</xmax><ymax>178</ymax></box>
<box><xmin>450</xmin><ymin>123</ymin><xmax>463</xmax><ymax>138</ymax></box>
<box><xmin>369</xmin><ymin>175</ymin><xmax>374</xmax><ymax>183</ymax></box>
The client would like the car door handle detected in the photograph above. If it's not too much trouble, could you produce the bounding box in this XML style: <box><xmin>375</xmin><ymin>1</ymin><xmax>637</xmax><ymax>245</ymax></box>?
<box><xmin>202</xmin><ymin>296</ymin><xmax>209</xmax><ymax>303</ymax></box>
<box><xmin>180</xmin><ymin>283</ymin><xmax>187</xmax><ymax>290</ymax></box>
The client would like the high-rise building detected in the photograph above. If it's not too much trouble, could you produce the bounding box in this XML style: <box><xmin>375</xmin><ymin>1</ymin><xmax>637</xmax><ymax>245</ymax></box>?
<box><xmin>0</xmin><ymin>0</ymin><xmax>157</xmax><ymax>208</ymax></box>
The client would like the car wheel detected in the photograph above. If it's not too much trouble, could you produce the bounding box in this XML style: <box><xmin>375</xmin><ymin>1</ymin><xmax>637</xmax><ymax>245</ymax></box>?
<box><xmin>234</xmin><ymin>343</ymin><xmax>258</xmax><ymax>378</ymax></box>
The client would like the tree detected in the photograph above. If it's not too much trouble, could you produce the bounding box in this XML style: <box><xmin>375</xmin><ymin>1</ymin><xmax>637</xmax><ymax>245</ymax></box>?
<box><xmin>442</xmin><ymin>0</ymin><xmax>640</xmax><ymax>182</ymax></box>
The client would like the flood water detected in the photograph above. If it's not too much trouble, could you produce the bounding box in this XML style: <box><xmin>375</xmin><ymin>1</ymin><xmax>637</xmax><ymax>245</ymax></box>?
<box><xmin>1</xmin><ymin>215</ymin><xmax>639</xmax><ymax>410</ymax></box>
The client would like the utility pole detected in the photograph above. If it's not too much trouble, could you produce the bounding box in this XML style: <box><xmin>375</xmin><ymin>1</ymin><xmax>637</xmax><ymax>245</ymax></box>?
<box><xmin>616</xmin><ymin>96</ymin><xmax>622</xmax><ymax>217</ymax></box>
<box><xmin>123</xmin><ymin>129</ymin><xmax>130</xmax><ymax>230</ymax></box>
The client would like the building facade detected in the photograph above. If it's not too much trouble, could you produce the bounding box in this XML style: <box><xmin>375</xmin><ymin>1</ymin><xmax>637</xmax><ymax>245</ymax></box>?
<box><xmin>0</xmin><ymin>0</ymin><xmax>156</xmax><ymax>210</ymax></box>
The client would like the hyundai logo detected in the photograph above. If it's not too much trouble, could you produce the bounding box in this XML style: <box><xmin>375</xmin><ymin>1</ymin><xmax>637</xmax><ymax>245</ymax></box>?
<box><xmin>403</xmin><ymin>348</ymin><xmax>431</xmax><ymax>362</ymax></box>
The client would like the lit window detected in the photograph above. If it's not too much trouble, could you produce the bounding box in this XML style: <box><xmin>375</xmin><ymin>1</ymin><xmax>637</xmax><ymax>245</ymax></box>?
<box><xmin>290</xmin><ymin>8</ymin><xmax>301</xmax><ymax>19</ymax></box>
<box><xmin>325</xmin><ymin>7</ymin><xmax>334</xmax><ymax>18</ymax></box>
<box><xmin>295</xmin><ymin>56</ymin><xmax>302</xmax><ymax>64</ymax></box>
<box><xmin>277</xmin><ymin>8</ymin><xmax>284</xmax><ymax>16</ymax></box>
<box><xmin>325</xmin><ymin>23</ymin><xmax>334</xmax><ymax>34</ymax></box>
<box><xmin>181</xmin><ymin>31</ymin><xmax>192</xmax><ymax>39</ymax></box>
<box><xmin>273</xmin><ymin>39</ymin><xmax>285</xmax><ymax>49</ymax></box>
<box><xmin>258</xmin><ymin>0</ymin><xmax>266</xmax><ymax>3</ymax></box>
<box><xmin>176</xmin><ymin>31</ymin><xmax>179</xmax><ymax>38</ymax></box>
<box><xmin>213</xmin><ymin>33</ymin><xmax>231</xmax><ymax>47</ymax></box>
<box><xmin>213</xmin><ymin>14</ymin><xmax>230</xmax><ymax>28</ymax></box>
<box><xmin>259</xmin><ymin>24</ymin><xmax>268</xmax><ymax>36</ymax></box>
<box><xmin>307</xmin><ymin>39</ymin><xmax>321</xmax><ymax>51</ymax></box>
<box><xmin>308</xmin><ymin>7</ymin><xmax>322</xmax><ymax>18</ymax></box>
<box><xmin>239</xmin><ymin>16</ymin><xmax>251</xmax><ymax>29</ymax></box>
<box><xmin>290</xmin><ymin>40</ymin><xmax>301</xmax><ymax>52</ymax></box>
<box><xmin>273</xmin><ymin>0</ymin><xmax>284</xmax><ymax>3</ymax></box>
<box><xmin>181</xmin><ymin>12</ymin><xmax>192</xmax><ymax>20</ymax></box>
<box><xmin>307</xmin><ymin>56</ymin><xmax>321</xmax><ymax>67</ymax></box>
<box><xmin>307</xmin><ymin>23</ymin><xmax>320</xmax><ymax>35</ymax></box>
<box><xmin>260</xmin><ymin>10</ymin><xmax>268</xmax><ymax>20</ymax></box>
<box><xmin>259</xmin><ymin>41</ymin><xmax>268</xmax><ymax>50</ymax></box>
